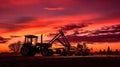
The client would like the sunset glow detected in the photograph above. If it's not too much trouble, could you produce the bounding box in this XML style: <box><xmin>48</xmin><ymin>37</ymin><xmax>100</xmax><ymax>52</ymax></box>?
<box><xmin>0</xmin><ymin>0</ymin><xmax>120</xmax><ymax>52</ymax></box>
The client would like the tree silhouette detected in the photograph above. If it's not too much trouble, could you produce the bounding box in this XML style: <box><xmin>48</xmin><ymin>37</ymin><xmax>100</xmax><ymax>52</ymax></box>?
<box><xmin>77</xmin><ymin>43</ymin><xmax>83</xmax><ymax>50</ymax></box>
<box><xmin>103</xmin><ymin>49</ymin><xmax>106</xmax><ymax>54</ymax></box>
<box><xmin>114</xmin><ymin>49</ymin><xmax>119</xmax><ymax>54</ymax></box>
<box><xmin>8</xmin><ymin>41</ymin><xmax>22</xmax><ymax>53</ymax></box>
<box><xmin>99</xmin><ymin>49</ymin><xmax>102</xmax><ymax>54</ymax></box>
<box><xmin>107</xmin><ymin>46</ymin><xmax>111</xmax><ymax>54</ymax></box>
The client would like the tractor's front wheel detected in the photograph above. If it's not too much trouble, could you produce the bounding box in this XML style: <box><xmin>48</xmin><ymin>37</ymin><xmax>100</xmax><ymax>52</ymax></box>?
<box><xmin>20</xmin><ymin>46</ymin><xmax>36</xmax><ymax>56</ymax></box>
<box><xmin>41</xmin><ymin>49</ymin><xmax>53</xmax><ymax>56</ymax></box>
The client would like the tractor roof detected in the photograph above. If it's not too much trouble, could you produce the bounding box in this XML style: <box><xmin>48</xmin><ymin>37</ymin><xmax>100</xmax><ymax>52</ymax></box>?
<box><xmin>25</xmin><ymin>35</ymin><xmax>38</xmax><ymax>38</ymax></box>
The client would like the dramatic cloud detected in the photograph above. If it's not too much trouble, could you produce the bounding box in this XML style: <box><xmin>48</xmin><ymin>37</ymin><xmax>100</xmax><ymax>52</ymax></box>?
<box><xmin>10</xmin><ymin>35</ymin><xmax>21</xmax><ymax>38</ymax></box>
<box><xmin>0</xmin><ymin>23</ymin><xmax>26</xmax><ymax>32</ymax></box>
<box><xmin>66</xmin><ymin>34</ymin><xmax>120</xmax><ymax>43</ymax></box>
<box><xmin>91</xmin><ymin>24</ymin><xmax>120</xmax><ymax>35</ymax></box>
<box><xmin>0</xmin><ymin>0</ymin><xmax>119</xmax><ymax>35</ymax></box>
<box><xmin>0</xmin><ymin>0</ymin><xmax>120</xmax><ymax>51</ymax></box>
<box><xmin>44</xmin><ymin>7</ymin><xmax>64</xmax><ymax>11</ymax></box>
<box><xmin>0</xmin><ymin>36</ymin><xmax>10</xmax><ymax>43</ymax></box>
<box><xmin>14</xmin><ymin>16</ymin><xmax>36</xmax><ymax>23</ymax></box>
<box><xmin>0</xmin><ymin>16</ymin><xmax>38</xmax><ymax>33</ymax></box>
<box><xmin>66</xmin><ymin>24</ymin><xmax>120</xmax><ymax>43</ymax></box>
<box><xmin>55</xmin><ymin>23</ymin><xmax>89</xmax><ymax>31</ymax></box>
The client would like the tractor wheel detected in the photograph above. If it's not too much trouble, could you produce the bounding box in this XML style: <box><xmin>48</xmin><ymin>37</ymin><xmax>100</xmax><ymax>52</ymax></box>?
<box><xmin>41</xmin><ymin>49</ymin><xmax>53</xmax><ymax>56</ymax></box>
<box><xmin>56</xmin><ymin>49</ymin><xmax>62</xmax><ymax>54</ymax></box>
<box><xmin>20</xmin><ymin>46</ymin><xmax>36</xmax><ymax>56</ymax></box>
<box><xmin>61</xmin><ymin>51</ymin><xmax>68</xmax><ymax>56</ymax></box>
<box><xmin>75</xmin><ymin>52</ymin><xmax>82</xmax><ymax>56</ymax></box>
<box><xmin>41</xmin><ymin>49</ymin><xmax>49</xmax><ymax>56</ymax></box>
<box><xmin>48</xmin><ymin>49</ymin><xmax>53</xmax><ymax>56</ymax></box>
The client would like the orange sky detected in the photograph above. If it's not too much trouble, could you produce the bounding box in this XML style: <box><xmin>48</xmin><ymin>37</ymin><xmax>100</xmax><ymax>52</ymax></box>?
<box><xmin>0</xmin><ymin>0</ymin><xmax>120</xmax><ymax>52</ymax></box>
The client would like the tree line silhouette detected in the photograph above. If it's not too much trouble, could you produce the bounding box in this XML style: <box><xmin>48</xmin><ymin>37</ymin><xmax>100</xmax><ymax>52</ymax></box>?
<box><xmin>8</xmin><ymin>41</ymin><xmax>120</xmax><ymax>55</ymax></box>
<box><xmin>95</xmin><ymin>46</ymin><xmax>120</xmax><ymax>55</ymax></box>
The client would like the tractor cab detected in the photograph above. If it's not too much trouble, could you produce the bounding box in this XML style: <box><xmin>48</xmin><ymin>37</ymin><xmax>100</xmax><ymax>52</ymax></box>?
<box><xmin>24</xmin><ymin>35</ymin><xmax>38</xmax><ymax>46</ymax></box>
<box><xmin>21</xmin><ymin>35</ymin><xmax>54</xmax><ymax>56</ymax></box>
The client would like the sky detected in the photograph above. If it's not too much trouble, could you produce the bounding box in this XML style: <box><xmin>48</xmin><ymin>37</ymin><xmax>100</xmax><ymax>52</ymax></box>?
<box><xmin>0</xmin><ymin>0</ymin><xmax>120</xmax><ymax>52</ymax></box>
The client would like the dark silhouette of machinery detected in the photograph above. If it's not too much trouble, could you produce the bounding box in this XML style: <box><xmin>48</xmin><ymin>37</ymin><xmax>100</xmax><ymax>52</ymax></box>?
<box><xmin>20</xmin><ymin>30</ymin><xmax>71</xmax><ymax>56</ymax></box>
<box><xmin>20</xmin><ymin>30</ymin><xmax>91</xmax><ymax>56</ymax></box>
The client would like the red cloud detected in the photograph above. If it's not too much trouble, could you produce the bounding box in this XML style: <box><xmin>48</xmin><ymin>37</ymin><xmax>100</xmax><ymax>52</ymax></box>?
<box><xmin>0</xmin><ymin>36</ymin><xmax>10</xmax><ymax>43</ymax></box>
<box><xmin>0</xmin><ymin>0</ymin><xmax>40</xmax><ymax>7</ymax></box>
<box><xmin>44</xmin><ymin>7</ymin><xmax>64</xmax><ymax>11</ymax></box>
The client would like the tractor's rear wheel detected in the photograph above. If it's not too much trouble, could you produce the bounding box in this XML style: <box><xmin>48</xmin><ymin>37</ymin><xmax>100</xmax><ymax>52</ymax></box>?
<box><xmin>41</xmin><ymin>49</ymin><xmax>53</xmax><ymax>56</ymax></box>
<box><xmin>48</xmin><ymin>49</ymin><xmax>53</xmax><ymax>56</ymax></box>
<box><xmin>20</xmin><ymin>46</ymin><xmax>36</xmax><ymax>56</ymax></box>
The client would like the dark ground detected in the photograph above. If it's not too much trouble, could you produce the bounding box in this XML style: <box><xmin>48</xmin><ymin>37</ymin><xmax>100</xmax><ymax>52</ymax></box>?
<box><xmin>0</xmin><ymin>55</ymin><xmax>120</xmax><ymax>67</ymax></box>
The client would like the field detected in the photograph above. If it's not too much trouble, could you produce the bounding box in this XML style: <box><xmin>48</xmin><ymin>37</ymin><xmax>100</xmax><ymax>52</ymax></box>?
<box><xmin>0</xmin><ymin>54</ymin><xmax>120</xmax><ymax>67</ymax></box>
